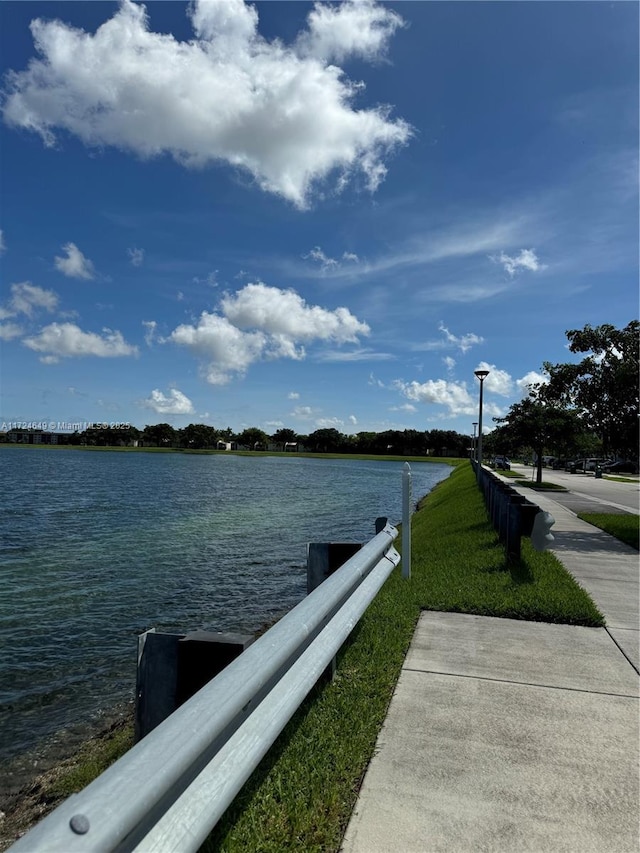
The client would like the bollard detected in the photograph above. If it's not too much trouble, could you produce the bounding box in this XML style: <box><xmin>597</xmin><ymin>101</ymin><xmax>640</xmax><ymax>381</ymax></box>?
<box><xmin>531</xmin><ymin>510</ymin><xmax>556</xmax><ymax>551</ymax></box>
<box><xmin>402</xmin><ymin>462</ymin><xmax>412</xmax><ymax>580</ymax></box>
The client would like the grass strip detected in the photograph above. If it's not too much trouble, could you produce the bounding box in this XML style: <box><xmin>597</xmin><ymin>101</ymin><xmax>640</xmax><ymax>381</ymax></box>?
<box><xmin>577</xmin><ymin>512</ymin><xmax>639</xmax><ymax>550</ymax></box>
<box><xmin>4</xmin><ymin>463</ymin><xmax>603</xmax><ymax>852</ymax></box>
<box><xmin>203</xmin><ymin>464</ymin><xmax>602</xmax><ymax>852</ymax></box>
<box><xmin>514</xmin><ymin>479</ymin><xmax>567</xmax><ymax>491</ymax></box>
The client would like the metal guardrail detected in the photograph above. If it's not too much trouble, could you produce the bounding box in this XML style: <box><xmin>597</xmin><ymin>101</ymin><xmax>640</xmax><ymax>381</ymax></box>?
<box><xmin>9</xmin><ymin>522</ymin><xmax>400</xmax><ymax>853</ymax></box>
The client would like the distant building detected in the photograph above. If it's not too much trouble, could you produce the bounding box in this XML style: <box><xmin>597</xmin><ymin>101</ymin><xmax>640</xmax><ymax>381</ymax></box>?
<box><xmin>7</xmin><ymin>429</ymin><xmax>60</xmax><ymax>445</ymax></box>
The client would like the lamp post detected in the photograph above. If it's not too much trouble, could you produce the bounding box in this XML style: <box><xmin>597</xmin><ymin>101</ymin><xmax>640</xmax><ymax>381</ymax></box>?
<box><xmin>474</xmin><ymin>370</ymin><xmax>490</xmax><ymax>479</ymax></box>
<box><xmin>472</xmin><ymin>422</ymin><xmax>478</xmax><ymax>462</ymax></box>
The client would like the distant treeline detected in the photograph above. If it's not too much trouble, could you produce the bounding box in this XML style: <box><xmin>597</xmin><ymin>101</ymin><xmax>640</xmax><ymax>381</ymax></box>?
<box><xmin>3</xmin><ymin>423</ymin><xmax>472</xmax><ymax>457</ymax></box>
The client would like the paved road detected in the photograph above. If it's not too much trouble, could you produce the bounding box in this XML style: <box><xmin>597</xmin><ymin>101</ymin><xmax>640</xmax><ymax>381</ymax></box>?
<box><xmin>510</xmin><ymin>464</ymin><xmax>640</xmax><ymax>515</ymax></box>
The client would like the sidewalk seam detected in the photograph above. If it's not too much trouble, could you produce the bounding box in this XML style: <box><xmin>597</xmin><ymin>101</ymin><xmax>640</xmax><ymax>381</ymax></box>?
<box><xmin>606</xmin><ymin>627</ymin><xmax>640</xmax><ymax>676</ymax></box>
<box><xmin>401</xmin><ymin>666</ymin><xmax>640</xmax><ymax>699</ymax></box>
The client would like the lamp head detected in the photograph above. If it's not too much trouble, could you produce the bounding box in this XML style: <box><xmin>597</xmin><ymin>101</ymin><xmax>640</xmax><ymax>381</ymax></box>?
<box><xmin>474</xmin><ymin>369</ymin><xmax>490</xmax><ymax>381</ymax></box>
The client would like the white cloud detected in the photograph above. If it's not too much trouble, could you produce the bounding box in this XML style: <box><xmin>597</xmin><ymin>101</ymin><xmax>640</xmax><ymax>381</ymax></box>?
<box><xmin>315</xmin><ymin>416</ymin><xmax>345</xmax><ymax>429</ymax></box>
<box><xmin>54</xmin><ymin>243</ymin><xmax>95</xmax><ymax>279</ymax></box>
<box><xmin>1</xmin><ymin>281</ymin><xmax>58</xmax><ymax>318</ymax></box>
<box><xmin>491</xmin><ymin>248</ymin><xmax>546</xmax><ymax>277</ymax></box>
<box><xmin>170</xmin><ymin>280</ymin><xmax>370</xmax><ymax>386</ymax></box>
<box><xmin>23</xmin><ymin>322</ymin><xmax>138</xmax><ymax>359</ymax></box>
<box><xmin>303</xmin><ymin>246</ymin><xmax>360</xmax><ymax>271</ymax></box>
<box><xmin>128</xmin><ymin>247</ymin><xmax>144</xmax><ymax>267</ymax></box>
<box><xmin>170</xmin><ymin>312</ymin><xmax>266</xmax><ymax>385</ymax></box>
<box><xmin>414</xmin><ymin>323</ymin><xmax>484</xmax><ymax>354</ymax></box>
<box><xmin>516</xmin><ymin>370</ymin><xmax>549</xmax><ymax>396</ymax></box>
<box><xmin>303</xmin><ymin>246</ymin><xmax>339</xmax><ymax>270</ymax></box>
<box><xmin>288</xmin><ymin>391</ymin><xmax>300</xmax><ymax>400</ymax></box>
<box><xmin>3</xmin><ymin>0</ymin><xmax>411</xmax><ymax>209</ymax></box>
<box><xmin>474</xmin><ymin>361</ymin><xmax>513</xmax><ymax>396</ymax></box>
<box><xmin>317</xmin><ymin>348</ymin><xmax>394</xmax><ymax>362</ymax></box>
<box><xmin>297</xmin><ymin>0</ymin><xmax>405</xmax><ymax>63</ymax></box>
<box><xmin>0</xmin><ymin>322</ymin><xmax>23</xmax><ymax>341</ymax></box>
<box><xmin>0</xmin><ymin>230</ymin><xmax>5</xmax><ymax>254</ymax></box>
<box><xmin>394</xmin><ymin>379</ymin><xmax>477</xmax><ymax>417</ymax></box>
<box><xmin>348</xmin><ymin>414</ymin><xmax>357</xmax><ymax>426</ymax></box>
<box><xmin>390</xmin><ymin>403</ymin><xmax>417</xmax><ymax>413</ymax></box>
<box><xmin>142</xmin><ymin>320</ymin><xmax>157</xmax><ymax>346</ymax></box>
<box><xmin>221</xmin><ymin>282</ymin><xmax>370</xmax><ymax>344</ymax></box>
<box><xmin>443</xmin><ymin>355</ymin><xmax>456</xmax><ymax>371</ymax></box>
<box><xmin>291</xmin><ymin>405</ymin><xmax>315</xmax><ymax>420</ymax></box>
<box><xmin>438</xmin><ymin>323</ymin><xmax>484</xmax><ymax>354</ymax></box>
<box><xmin>193</xmin><ymin>271</ymin><xmax>219</xmax><ymax>287</ymax></box>
<box><xmin>143</xmin><ymin>388</ymin><xmax>194</xmax><ymax>415</ymax></box>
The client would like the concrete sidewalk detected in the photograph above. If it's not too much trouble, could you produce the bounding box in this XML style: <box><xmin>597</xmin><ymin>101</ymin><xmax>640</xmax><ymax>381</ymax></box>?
<box><xmin>341</xmin><ymin>487</ymin><xmax>639</xmax><ymax>852</ymax></box>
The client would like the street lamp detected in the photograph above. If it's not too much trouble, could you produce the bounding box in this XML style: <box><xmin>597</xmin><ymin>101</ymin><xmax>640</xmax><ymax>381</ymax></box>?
<box><xmin>472</xmin><ymin>422</ymin><xmax>478</xmax><ymax>461</ymax></box>
<box><xmin>474</xmin><ymin>369</ymin><xmax>490</xmax><ymax>478</ymax></box>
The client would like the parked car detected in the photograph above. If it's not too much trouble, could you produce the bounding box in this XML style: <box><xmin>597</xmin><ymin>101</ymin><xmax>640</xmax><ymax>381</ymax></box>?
<box><xmin>602</xmin><ymin>460</ymin><xmax>639</xmax><ymax>474</ymax></box>
<box><xmin>494</xmin><ymin>456</ymin><xmax>511</xmax><ymax>471</ymax></box>
<box><xmin>584</xmin><ymin>458</ymin><xmax>607</xmax><ymax>472</ymax></box>
<box><xmin>551</xmin><ymin>458</ymin><xmax>567</xmax><ymax>470</ymax></box>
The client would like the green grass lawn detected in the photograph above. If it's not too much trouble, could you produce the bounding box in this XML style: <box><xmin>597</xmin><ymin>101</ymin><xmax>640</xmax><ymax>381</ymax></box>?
<box><xmin>577</xmin><ymin>512</ymin><xmax>639</xmax><ymax>550</ymax></box>
<box><xmin>203</xmin><ymin>463</ymin><xmax>602</xmax><ymax>852</ymax></box>
<box><xmin>8</xmin><ymin>463</ymin><xmax>603</xmax><ymax>853</ymax></box>
<box><xmin>514</xmin><ymin>479</ymin><xmax>567</xmax><ymax>491</ymax></box>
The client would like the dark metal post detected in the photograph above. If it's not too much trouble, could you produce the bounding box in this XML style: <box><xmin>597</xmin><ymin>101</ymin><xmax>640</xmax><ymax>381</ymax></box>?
<box><xmin>474</xmin><ymin>370</ymin><xmax>489</xmax><ymax>480</ymax></box>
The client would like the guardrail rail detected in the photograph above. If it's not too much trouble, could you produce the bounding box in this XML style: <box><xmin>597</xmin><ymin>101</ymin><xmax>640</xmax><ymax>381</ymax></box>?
<box><xmin>9</xmin><ymin>521</ymin><xmax>400</xmax><ymax>853</ymax></box>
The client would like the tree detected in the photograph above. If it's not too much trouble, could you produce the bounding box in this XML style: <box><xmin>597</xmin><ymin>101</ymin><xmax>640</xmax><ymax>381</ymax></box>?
<box><xmin>179</xmin><ymin>423</ymin><xmax>219</xmax><ymax>449</ymax></box>
<box><xmin>427</xmin><ymin>429</ymin><xmax>468</xmax><ymax>458</ymax></box>
<box><xmin>271</xmin><ymin>428</ymin><xmax>297</xmax><ymax>450</ymax></box>
<box><xmin>236</xmin><ymin>427</ymin><xmax>269</xmax><ymax>450</ymax></box>
<box><xmin>541</xmin><ymin>321</ymin><xmax>639</xmax><ymax>459</ymax></box>
<box><xmin>306</xmin><ymin>428</ymin><xmax>344</xmax><ymax>453</ymax></box>
<box><xmin>493</xmin><ymin>398</ymin><xmax>585</xmax><ymax>484</ymax></box>
<box><xmin>142</xmin><ymin>423</ymin><xmax>177</xmax><ymax>447</ymax></box>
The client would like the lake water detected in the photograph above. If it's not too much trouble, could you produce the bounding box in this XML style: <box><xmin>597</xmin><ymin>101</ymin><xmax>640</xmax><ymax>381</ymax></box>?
<box><xmin>0</xmin><ymin>448</ymin><xmax>451</xmax><ymax>793</ymax></box>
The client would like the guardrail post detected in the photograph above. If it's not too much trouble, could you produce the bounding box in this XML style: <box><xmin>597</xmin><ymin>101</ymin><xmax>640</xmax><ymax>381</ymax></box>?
<box><xmin>402</xmin><ymin>462</ymin><xmax>412</xmax><ymax>579</ymax></box>
<box><xmin>307</xmin><ymin>540</ymin><xmax>364</xmax><ymax>682</ymax></box>
<box><xmin>135</xmin><ymin>630</ymin><xmax>254</xmax><ymax>741</ymax></box>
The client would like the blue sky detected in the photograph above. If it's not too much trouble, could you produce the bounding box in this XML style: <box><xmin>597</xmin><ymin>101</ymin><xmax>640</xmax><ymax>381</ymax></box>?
<box><xmin>1</xmin><ymin>0</ymin><xmax>637</xmax><ymax>437</ymax></box>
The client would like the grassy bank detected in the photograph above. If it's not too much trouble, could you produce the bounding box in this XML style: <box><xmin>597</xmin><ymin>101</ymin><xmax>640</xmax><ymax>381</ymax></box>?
<box><xmin>2</xmin><ymin>463</ymin><xmax>603</xmax><ymax>852</ymax></box>
<box><xmin>577</xmin><ymin>512</ymin><xmax>639</xmax><ymax>550</ymax></box>
<box><xmin>0</xmin><ymin>444</ymin><xmax>454</xmax><ymax>465</ymax></box>
<box><xmin>204</xmin><ymin>464</ymin><xmax>602</xmax><ymax>851</ymax></box>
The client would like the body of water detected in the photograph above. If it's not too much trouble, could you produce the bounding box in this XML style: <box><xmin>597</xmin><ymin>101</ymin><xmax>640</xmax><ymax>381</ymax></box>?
<box><xmin>0</xmin><ymin>447</ymin><xmax>451</xmax><ymax>793</ymax></box>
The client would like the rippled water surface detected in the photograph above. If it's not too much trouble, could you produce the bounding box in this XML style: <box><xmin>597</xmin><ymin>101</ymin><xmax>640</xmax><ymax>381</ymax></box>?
<box><xmin>0</xmin><ymin>447</ymin><xmax>451</xmax><ymax>780</ymax></box>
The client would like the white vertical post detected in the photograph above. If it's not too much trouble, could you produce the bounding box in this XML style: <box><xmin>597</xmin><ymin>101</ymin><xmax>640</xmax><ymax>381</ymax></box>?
<box><xmin>402</xmin><ymin>462</ymin><xmax>412</xmax><ymax>579</ymax></box>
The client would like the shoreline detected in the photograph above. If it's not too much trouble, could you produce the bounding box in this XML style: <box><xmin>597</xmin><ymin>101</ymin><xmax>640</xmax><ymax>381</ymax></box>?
<box><xmin>0</xmin><ymin>706</ymin><xmax>134</xmax><ymax>851</ymax></box>
<box><xmin>0</xmin><ymin>700</ymin><xmax>135</xmax><ymax>806</ymax></box>
<box><xmin>0</xmin><ymin>614</ymin><xmax>287</xmax><ymax>848</ymax></box>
